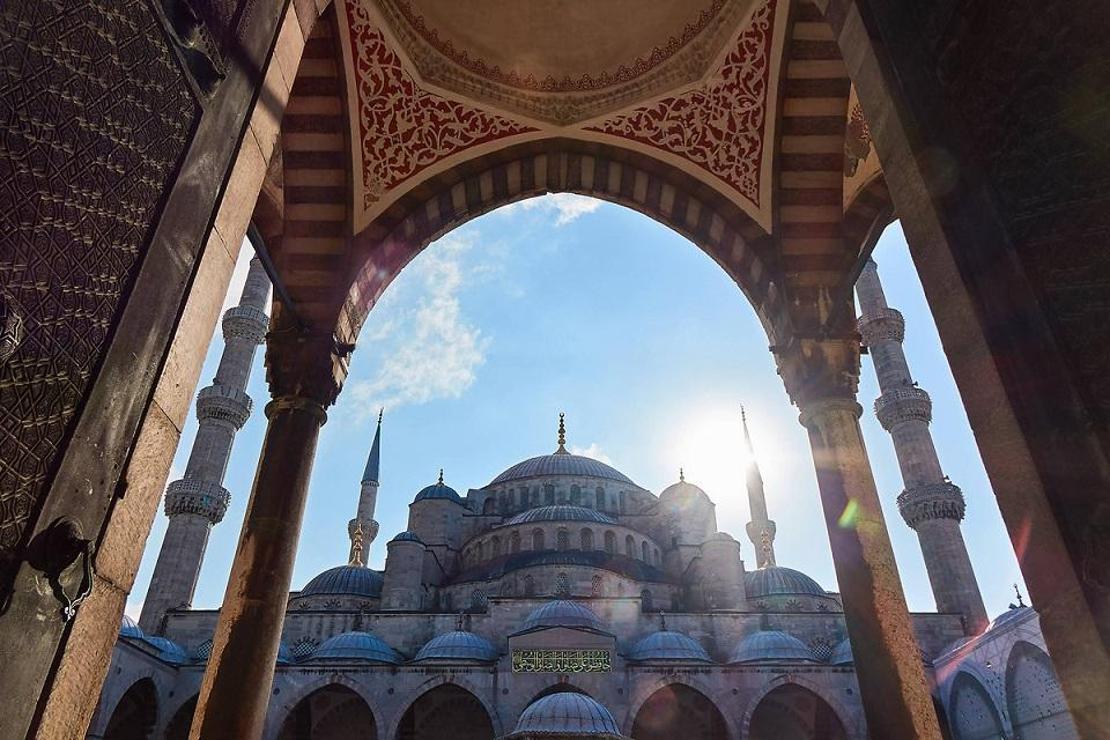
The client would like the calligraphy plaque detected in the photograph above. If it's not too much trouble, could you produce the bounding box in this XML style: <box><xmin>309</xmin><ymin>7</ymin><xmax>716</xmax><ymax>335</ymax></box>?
<box><xmin>512</xmin><ymin>649</ymin><xmax>611</xmax><ymax>673</ymax></box>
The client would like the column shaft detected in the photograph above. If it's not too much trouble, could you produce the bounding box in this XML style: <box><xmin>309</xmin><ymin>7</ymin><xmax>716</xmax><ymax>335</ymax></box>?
<box><xmin>189</xmin><ymin>396</ymin><xmax>326</xmax><ymax>739</ymax></box>
<box><xmin>801</xmin><ymin>399</ymin><xmax>941</xmax><ymax>739</ymax></box>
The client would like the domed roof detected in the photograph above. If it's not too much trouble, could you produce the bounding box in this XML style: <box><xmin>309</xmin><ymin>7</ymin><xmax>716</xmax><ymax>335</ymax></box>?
<box><xmin>745</xmin><ymin>566</ymin><xmax>828</xmax><ymax>599</ymax></box>
<box><xmin>989</xmin><ymin>605</ymin><xmax>1034</xmax><ymax>631</ymax></box>
<box><xmin>389</xmin><ymin>530</ymin><xmax>425</xmax><ymax>544</ymax></box>
<box><xmin>453</xmin><ymin>549</ymin><xmax>667</xmax><ymax>585</ymax></box>
<box><xmin>519</xmin><ymin>600</ymin><xmax>608</xmax><ymax>634</ymax></box>
<box><xmin>414</xmin><ymin>479</ymin><xmax>463</xmax><ymax>504</ymax></box>
<box><xmin>415</xmin><ymin>631</ymin><xmax>499</xmax><ymax>662</ymax></box>
<box><xmin>729</xmin><ymin>630</ymin><xmax>817</xmax><ymax>664</ymax></box>
<box><xmin>310</xmin><ymin>631</ymin><xmax>401</xmax><ymax>663</ymax></box>
<box><xmin>299</xmin><ymin>565</ymin><xmax>384</xmax><ymax>598</ymax></box>
<box><xmin>120</xmin><ymin>614</ymin><xmax>143</xmax><ymax>639</ymax></box>
<box><xmin>659</xmin><ymin>478</ymin><xmax>709</xmax><ymax>502</ymax></box>
<box><xmin>829</xmin><ymin>638</ymin><xmax>853</xmax><ymax>665</ymax></box>
<box><xmin>627</xmin><ymin>631</ymin><xmax>712</xmax><ymax>663</ymax></box>
<box><xmin>490</xmin><ymin>453</ymin><xmax>638</xmax><ymax>488</ymax></box>
<box><xmin>142</xmin><ymin>635</ymin><xmax>189</xmax><ymax>664</ymax></box>
<box><xmin>504</xmin><ymin>505</ymin><xmax>617</xmax><ymax>526</ymax></box>
<box><xmin>509</xmin><ymin>693</ymin><xmax>623</xmax><ymax>738</ymax></box>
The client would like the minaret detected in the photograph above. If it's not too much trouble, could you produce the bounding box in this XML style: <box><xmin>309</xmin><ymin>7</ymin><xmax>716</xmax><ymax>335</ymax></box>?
<box><xmin>349</xmin><ymin>410</ymin><xmax>383</xmax><ymax>561</ymax></box>
<box><xmin>140</xmin><ymin>257</ymin><xmax>270</xmax><ymax>633</ymax></box>
<box><xmin>857</xmin><ymin>259</ymin><xmax>988</xmax><ymax>634</ymax></box>
<box><xmin>742</xmin><ymin>407</ymin><xmax>777</xmax><ymax>568</ymax></box>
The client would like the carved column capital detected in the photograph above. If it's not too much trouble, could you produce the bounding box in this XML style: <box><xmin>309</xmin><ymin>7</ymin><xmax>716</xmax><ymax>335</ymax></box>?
<box><xmin>775</xmin><ymin>337</ymin><xmax>862</xmax><ymax>412</ymax></box>
<box><xmin>898</xmin><ymin>482</ymin><xmax>966</xmax><ymax>528</ymax></box>
<box><xmin>264</xmin><ymin>326</ymin><xmax>350</xmax><ymax>408</ymax></box>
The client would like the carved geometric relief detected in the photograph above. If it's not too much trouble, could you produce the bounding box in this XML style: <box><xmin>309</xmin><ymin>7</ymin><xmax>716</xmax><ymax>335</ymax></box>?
<box><xmin>343</xmin><ymin>2</ymin><xmax>537</xmax><ymax>213</ymax></box>
<box><xmin>584</xmin><ymin>0</ymin><xmax>777</xmax><ymax>205</ymax></box>
<box><xmin>0</xmin><ymin>0</ymin><xmax>199</xmax><ymax>558</ymax></box>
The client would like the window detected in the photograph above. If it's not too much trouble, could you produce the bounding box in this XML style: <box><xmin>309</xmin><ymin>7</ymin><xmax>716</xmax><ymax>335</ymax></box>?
<box><xmin>654</xmin><ymin>548</ymin><xmax>661</xmax><ymax>566</ymax></box>
<box><xmin>641</xmin><ymin>540</ymin><xmax>650</xmax><ymax>561</ymax></box>
<box><xmin>591</xmin><ymin>575</ymin><xmax>604</xmax><ymax>596</ymax></box>
<box><xmin>570</xmin><ymin>485</ymin><xmax>581</xmax><ymax>505</ymax></box>
<box><xmin>595</xmin><ymin>487</ymin><xmax>606</xmax><ymax>510</ymax></box>
<box><xmin>510</xmin><ymin>531</ymin><xmax>521</xmax><ymax>553</ymax></box>
<box><xmin>532</xmin><ymin>528</ymin><xmax>545</xmax><ymax>551</ymax></box>
<box><xmin>524</xmin><ymin>575</ymin><xmax>535</xmax><ymax>596</ymax></box>
<box><xmin>580</xmin><ymin>528</ymin><xmax>594</xmax><ymax>550</ymax></box>
<box><xmin>556</xmin><ymin>572</ymin><xmax>570</xmax><ymax>597</ymax></box>
<box><xmin>625</xmin><ymin>535</ymin><xmax>635</xmax><ymax>558</ymax></box>
<box><xmin>491</xmin><ymin>536</ymin><xmax>501</xmax><ymax>558</ymax></box>
<box><xmin>470</xmin><ymin>589</ymin><xmax>487</xmax><ymax>611</ymax></box>
<box><xmin>557</xmin><ymin>528</ymin><xmax>569</xmax><ymax>551</ymax></box>
<box><xmin>544</xmin><ymin>485</ymin><xmax>555</xmax><ymax>505</ymax></box>
<box><xmin>604</xmin><ymin>531</ymin><xmax>616</xmax><ymax>554</ymax></box>
<box><xmin>641</xmin><ymin>589</ymin><xmax>654</xmax><ymax>612</ymax></box>
<box><xmin>483</xmin><ymin>498</ymin><xmax>496</xmax><ymax>514</ymax></box>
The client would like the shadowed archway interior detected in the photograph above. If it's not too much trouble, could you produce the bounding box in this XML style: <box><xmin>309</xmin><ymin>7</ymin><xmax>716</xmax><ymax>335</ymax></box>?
<box><xmin>277</xmin><ymin>684</ymin><xmax>377</xmax><ymax>740</ymax></box>
<box><xmin>631</xmin><ymin>683</ymin><xmax>728</xmax><ymax>740</ymax></box>
<box><xmin>748</xmin><ymin>684</ymin><xmax>847</xmax><ymax>740</ymax></box>
<box><xmin>165</xmin><ymin>696</ymin><xmax>197</xmax><ymax>740</ymax></box>
<box><xmin>104</xmin><ymin>678</ymin><xmax>158</xmax><ymax>740</ymax></box>
<box><xmin>396</xmin><ymin>684</ymin><xmax>494</xmax><ymax>740</ymax></box>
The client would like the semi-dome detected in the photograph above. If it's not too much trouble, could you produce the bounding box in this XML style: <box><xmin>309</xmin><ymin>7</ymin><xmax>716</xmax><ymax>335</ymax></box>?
<box><xmin>490</xmin><ymin>453</ymin><xmax>638</xmax><ymax>488</ymax></box>
<box><xmin>519</xmin><ymin>600</ymin><xmax>608</xmax><ymax>634</ymax></box>
<box><xmin>142</xmin><ymin>635</ymin><xmax>188</xmax><ymax>664</ymax></box>
<box><xmin>414</xmin><ymin>478</ymin><xmax>464</xmax><ymax>504</ymax></box>
<box><xmin>627</xmin><ymin>631</ymin><xmax>712</xmax><ymax>663</ymax></box>
<box><xmin>504</xmin><ymin>505</ymin><xmax>617</xmax><ymax>526</ymax></box>
<box><xmin>120</xmin><ymin>614</ymin><xmax>143</xmax><ymax>639</ymax></box>
<box><xmin>745</xmin><ymin>565</ymin><xmax>827</xmax><ymax>599</ymax></box>
<box><xmin>830</xmin><ymin>638</ymin><xmax>853</xmax><ymax>665</ymax></box>
<box><xmin>299</xmin><ymin>565</ymin><xmax>383</xmax><ymax>598</ymax></box>
<box><xmin>508</xmin><ymin>693</ymin><xmax>623</xmax><ymax>738</ymax></box>
<box><xmin>729</xmin><ymin>630</ymin><xmax>817</xmax><ymax>664</ymax></box>
<box><xmin>311</xmin><ymin>631</ymin><xmax>401</xmax><ymax>663</ymax></box>
<box><xmin>389</xmin><ymin>530</ymin><xmax>425</xmax><ymax>544</ymax></box>
<box><xmin>414</xmin><ymin>630</ymin><xmax>499</xmax><ymax>662</ymax></box>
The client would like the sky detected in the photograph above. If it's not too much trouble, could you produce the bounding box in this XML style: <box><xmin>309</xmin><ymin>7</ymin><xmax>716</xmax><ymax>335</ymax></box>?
<box><xmin>127</xmin><ymin>195</ymin><xmax>1026</xmax><ymax>621</ymax></box>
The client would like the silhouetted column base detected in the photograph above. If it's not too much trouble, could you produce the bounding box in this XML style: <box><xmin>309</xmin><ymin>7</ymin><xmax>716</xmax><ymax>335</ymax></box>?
<box><xmin>800</xmin><ymin>398</ymin><xmax>941</xmax><ymax>740</ymax></box>
<box><xmin>189</xmin><ymin>395</ymin><xmax>326</xmax><ymax>739</ymax></box>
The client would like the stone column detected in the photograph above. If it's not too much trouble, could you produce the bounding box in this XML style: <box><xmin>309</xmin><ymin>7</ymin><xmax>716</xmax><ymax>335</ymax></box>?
<box><xmin>140</xmin><ymin>258</ymin><xmax>270</xmax><ymax>633</ymax></box>
<box><xmin>780</xmin><ymin>338</ymin><xmax>941</xmax><ymax>739</ymax></box>
<box><xmin>189</xmin><ymin>332</ymin><xmax>344</xmax><ymax>739</ymax></box>
<box><xmin>857</xmin><ymin>260</ymin><xmax>987</xmax><ymax>634</ymax></box>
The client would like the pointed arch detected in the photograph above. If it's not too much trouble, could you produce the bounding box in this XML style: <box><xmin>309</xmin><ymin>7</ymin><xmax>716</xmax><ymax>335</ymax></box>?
<box><xmin>1005</xmin><ymin>641</ymin><xmax>1078</xmax><ymax>739</ymax></box>
<box><xmin>103</xmin><ymin>677</ymin><xmax>158</xmax><ymax>740</ymax></box>
<box><xmin>267</xmin><ymin>674</ymin><xmax>383</xmax><ymax>740</ymax></box>
<box><xmin>746</xmin><ymin>682</ymin><xmax>848</xmax><ymax>740</ymax></box>
<box><xmin>741</xmin><ymin>676</ymin><xmax>856</xmax><ymax>740</ymax></box>
<box><xmin>392</xmin><ymin>681</ymin><xmax>498</xmax><ymax>740</ymax></box>
<box><xmin>164</xmin><ymin>695</ymin><xmax>197</xmax><ymax>740</ymax></box>
<box><xmin>625</xmin><ymin>676</ymin><xmax>738</xmax><ymax>740</ymax></box>
<box><xmin>948</xmin><ymin>671</ymin><xmax>1005</xmax><ymax>740</ymax></box>
<box><xmin>630</xmin><ymin>682</ymin><xmax>729</xmax><ymax>740</ymax></box>
<box><xmin>276</xmin><ymin>683</ymin><xmax>377</xmax><ymax>740</ymax></box>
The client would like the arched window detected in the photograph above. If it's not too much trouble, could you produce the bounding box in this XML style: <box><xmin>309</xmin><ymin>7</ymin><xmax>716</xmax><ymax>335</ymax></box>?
<box><xmin>591</xmin><ymin>575</ymin><xmax>604</xmax><ymax>596</ymax></box>
<box><xmin>625</xmin><ymin>534</ymin><xmax>635</xmax><ymax>558</ymax></box>
<box><xmin>509</xmin><ymin>489</ymin><xmax>517</xmax><ymax>509</ymax></box>
<box><xmin>654</xmin><ymin>548</ymin><xmax>661</xmax><ymax>566</ymax></box>
<box><xmin>557</xmin><ymin>528</ymin><xmax>570</xmax><ymax>551</ymax></box>
<box><xmin>523</xmin><ymin>575</ymin><xmax>535</xmax><ymax>596</ymax></box>
<box><xmin>604</xmin><ymin>530</ymin><xmax>616</xmax><ymax>554</ymax></box>
<box><xmin>544</xmin><ymin>484</ymin><xmax>555</xmax><ymax>505</ymax></box>
<box><xmin>570</xmin><ymin>485</ymin><xmax>581</xmax><ymax>505</ymax></box>
<box><xmin>510</xmin><ymin>531</ymin><xmax>521</xmax><ymax>553</ymax></box>
<box><xmin>556</xmin><ymin>572</ymin><xmax>570</xmax><ymax>597</ymax></box>
<box><xmin>641</xmin><ymin>589</ymin><xmax>654</xmax><ymax>611</ymax></box>
<box><xmin>580</xmin><ymin>528</ymin><xmax>594</xmax><ymax>550</ymax></box>
<box><xmin>595</xmin><ymin>487</ymin><xmax>606</xmax><ymax>510</ymax></box>
<box><xmin>641</xmin><ymin>540</ymin><xmax>650</xmax><ymax>561</ymax></box>
<box><xmin>483</xmin><ymin>498</ymin><xmax>496</xmax><ymax>514</ymax></box>
<box><xmin>491</xmin><ymin>536</ymin><xmax>501</xmax><ymax>558</ymax></box>
<box><xmin>532</xmin><ymin>528</ymin><xmax>545</xmax><ymax>551</ymax></box>
<box><xmin>619</xmin><ymin>491</ymin><xmax>627</xmax><ymax>513</ymax></box>
<box><xmin>470</xmin><ymin>589</ymin><xmax>487</xmax><ymax>611</ymax></box>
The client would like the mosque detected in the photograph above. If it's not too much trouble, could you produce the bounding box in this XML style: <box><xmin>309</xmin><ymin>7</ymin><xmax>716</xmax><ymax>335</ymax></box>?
<box><xmin>89</xmin><ymin>256</ymin><xmax>1078</xmax><ymax>739</ymax></box>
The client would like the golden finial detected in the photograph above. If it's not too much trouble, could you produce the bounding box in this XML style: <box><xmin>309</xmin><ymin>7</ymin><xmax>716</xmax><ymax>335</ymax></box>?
<box><xmin>349</xmin><ymin>522</ymin><xmax>365</xmax><ymax>566</ymax></box>
<box><xmin>438</xmin><ymin>468</ymin><xmax>445</xmax><ymax>485</ymax></box>
<box><xmin>556</xmin><ymin>412</ymin><xmax>567</xmax><ymax>453</ymax></box>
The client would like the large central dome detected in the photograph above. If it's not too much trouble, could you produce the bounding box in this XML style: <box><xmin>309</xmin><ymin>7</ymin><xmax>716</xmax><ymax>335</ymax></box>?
<box><xmin>489</xmin><ymin>453</ymin><xmax>638</xmax><ymax>487</ymax></box>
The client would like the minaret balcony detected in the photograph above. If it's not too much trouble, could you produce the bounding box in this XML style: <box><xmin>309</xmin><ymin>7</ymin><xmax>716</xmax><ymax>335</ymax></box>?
<box><xmin>857</xmin><ymin>306</ymin><xmax>905</xmax><ymax>346</ymax></box>
<box><xmin>196</xmin><ymin>384</ymin><xmax>252</xmax><ymax>429</ymax></box>
<box><xmin>165</xmin><ymin>478</ymin><xmax>231</xmax><ymax>523</ymax></box>
<box><xmin>874</xmin><ymin>386</ymin><xmax>931</xmax><ymax>430</ymax></box>
<box><xmin>897</xmin><ymin>481</ymin><xmax>966</xmax><ymax>528</ymax></box>
<box><xmin>222</xmin><ymin>304</ymin><xmax>268</xmax><ymax>344</ymax></box>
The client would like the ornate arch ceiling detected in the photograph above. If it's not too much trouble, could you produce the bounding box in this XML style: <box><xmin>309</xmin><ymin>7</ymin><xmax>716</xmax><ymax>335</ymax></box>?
<box><xmin>336</xmin><ymin>0</ymin><xmax>790</xmax><ymax>232</ymax></box>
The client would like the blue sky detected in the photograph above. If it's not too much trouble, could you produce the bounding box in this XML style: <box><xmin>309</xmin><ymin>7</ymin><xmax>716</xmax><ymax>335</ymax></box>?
<box><xmin>128</xmin><ymin>196</ymin><xmax>1025</xmax><ymax>620</ymax></box>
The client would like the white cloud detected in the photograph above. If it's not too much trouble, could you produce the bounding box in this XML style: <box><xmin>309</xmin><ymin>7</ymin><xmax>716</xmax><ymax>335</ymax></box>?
<box><xmin>347</xmin><ymin>234</ymin><xmax>490</xmax><ymax>418</ymax></box>
<box><xmin>499</xmin><ymin>193</ymin><xmax>602</xmax><ymax>226</ymax></box>
<box><xmin>569</xmin><ymin>443</ymin><xmax>612</xmax><ymax>465</ymax></box>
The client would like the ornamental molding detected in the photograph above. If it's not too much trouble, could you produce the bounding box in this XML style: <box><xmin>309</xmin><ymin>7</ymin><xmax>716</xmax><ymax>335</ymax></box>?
<box><xmin>898</xmin><ymin>481</ymin><xmax>966</xmax><ymax>528</ymax></box>
<box><xmin>222</xmin><ymin>304</ymin><xmax>268</xmax><ymax>344</ymax></box>
<box><xmin>874</xmin><ymin>386</ymin><xmax>932</xmax><ymax>430</ymax></box>
<box><xmin>858</xmin><ymin>307</ymin><xmax>905</xmax><ymax>346</ymax></box>
<box><xmin>165</xmin><ymin>478</ymin><xmax>231</xmax><ymax>523</ymax></box>
<box><xmin>196</xmin><ymin>384</ymin><xmax>252</xmax><ymax>429</ymax></box>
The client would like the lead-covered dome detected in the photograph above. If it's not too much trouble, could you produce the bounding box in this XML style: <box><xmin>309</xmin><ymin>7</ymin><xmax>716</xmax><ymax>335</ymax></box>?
<box><xmin>142</xmin><ymin>635</ymin><xmax>188</xmax><ymax>664</ymax></box>
<box><xmin>490</xmin><ymin>453</ymin><xmax>638</xmax><ymax>488</ymax></box>
<box><xmin>745</xmin><ymin>566</ymin><xmax>827</xmax><ymax>599</ymax></box>
<box><xmin>519</xmin><ymin>600</ymin><xmax>608</xmax><ymax>634</ymax></box>
<box><xmin>729</xmin><ymin>630</ymin><xmax>817</xmax><ymax>664</ymax></box>
<box><xmin>508</xmin><ymin>693</ymin><xmax>623</xmax><ymax>738</ymax></box>
<box><xmin>310</xmin><ymin>631</ymin><xmax>401</xmax><ymax>663</ymax></box>
<box><xmin>120</xmin><ymin>614</ymin><xmax>143</xmax><ymax>639</ymax></box>
<box><xmin>415</xmin><ymin>630</ymin><xmax>499</xmax><ymax>663</ymax></box>
<box><xmin>414</xmin><ymin>478</ymin><xmax>463</xmax><ymax>504</ymax></box>
<box><xmin>627</xmin><ymin>631</ymin><xmax>712</xmax><ymax>663</ymax></box>
<box><xmin>504</xmin><ymin>505</ymin><xmax>616</xmax><ymax>526</ymax></box>
<box><xmin>299</xmin><ymin>565</ymin><xmax>383</xmax><ymax>598</ymax></box>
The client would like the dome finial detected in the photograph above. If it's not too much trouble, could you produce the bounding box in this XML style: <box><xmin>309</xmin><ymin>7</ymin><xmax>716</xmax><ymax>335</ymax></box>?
<box><xmin>679</xmin><ymin>467</ymin><xmax>685</xmax><ymax>482</ymax></box>
<box><xmin>438</xmin><ymin>468</ymin><xmax>444</xmax><ymax>485</ymax></box>
<box><xmin>556</xmin><ymin>412</ymin><xmax>568</xmax><ymax>454</ymax></box>
<box><xmin>349</xmin><ymin>522</ymin><xmax>365</xmax><ymax>567</ymax></box>
<box><xmin>660</xmin><ymin>611</ymin><xmax>667</xmax><ymax>630</ymax></box>
<box><xmin>1013</xmin><ymin>583</ymin><xmax>1026</xmax><ymax>608</ymax></box>
<box><xmin>378</xmin><ymin>407</ymin><xmax>384</xmax><ymax>425</ymax></box>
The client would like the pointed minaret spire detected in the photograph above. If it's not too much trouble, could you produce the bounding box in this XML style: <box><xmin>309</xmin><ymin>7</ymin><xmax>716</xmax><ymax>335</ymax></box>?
<box><xmin>742</xmin><ymin>405</ymin><xmax>777</xmax><ymax>568</ymax></box>
<box><xmin>556</xmin><ymin>412</ymin><xmax>568</xmax><ymax>454</ymax></box>
<box><xmin>348</xmin><ymin>412</ymin><xmax>384</xmax><ymax>564</ymax></box>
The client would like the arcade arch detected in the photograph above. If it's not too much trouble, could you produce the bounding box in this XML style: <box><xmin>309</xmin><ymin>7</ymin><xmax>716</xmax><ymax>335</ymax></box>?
<box><xmin>747</xmin><ymin>683</ymin><xmax>848</xmax><ymax>740</ymax></box>
<box><xmin>395</xmin><ymin>684</ymin><xmax>495</xmax><ymax>740</ymax></box>
<box><xmin>630</xmin><ymin>683</ymin><xmax>728</xmax><ymax>740</ymax></box>
<box><xmin>164</xmin><ymin>695</ymin><xmax>197</xmax><ymax>740</ymax></box>
<box><xmin>103</xmin><ymin>678</ymin><xmax>158</xmax><ymax>740</ymax></box>
<box><xmin>948</xmin><ymin>671</ymin><xmax>1005</xmax><ymax>740</ymax></box>
<box><xmin>1005</xmin><ymin>641</ymin><xmax>1078</xmax><ymax>740</ymax></box>
<box><xmin>276</xmin><ymin>684</ymin><xmax>377</xmax><ymax>740</ymax></box>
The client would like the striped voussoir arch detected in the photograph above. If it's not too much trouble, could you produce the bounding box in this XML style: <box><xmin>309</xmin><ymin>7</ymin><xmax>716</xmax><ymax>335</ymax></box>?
<box><xmin>341</xmin><ymin>140</ymin><xmax>795</xmax><ymax>347</ymax></box>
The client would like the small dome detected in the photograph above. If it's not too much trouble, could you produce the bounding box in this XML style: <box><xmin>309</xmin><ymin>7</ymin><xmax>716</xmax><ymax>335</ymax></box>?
<box><xmin>627</xmin><ymin>631</ymin><xmax>712</xmax><ymax>663</ymax></box>
<box><xmin>989</xmin><ymin>605</ymin><xmax>1033</xmax><ymax>631</ymax></box>
<box><xmin>504</xmin><ymin>505</ymin><xmax>617</xmax><ymax>526</ymax></box>
<box><xmin>829</xmin><ymin>638</ymin><xmax>853</xmax><ymax>665</ymax></box>
<box><xmin>143</xmin><ymin>635</ymin><xmax>188</xmax><ymax>664</ymax></box>
<box><xmin>509</xmin><ymin>693</ymin><xmax>623</xmax><ymax>738</ymax></box>
<box><xmin>659</xmin><ymin>479</ymin><xmax>709</xmax><ymax>502</ymax></box>
<box><xmin>414</xmin><ymin>631</ymin><xmax>499</xmax><ymax>662</ymax></box>
<box><xmin>414</xmin><ymin>480</ymin><xmax>463</xmax><ymax>504</ymax></box>
<box><xmin>520</xmin><ymin>600</ymin><xmax>608</xmax><ymax>634</ymax></box>
<box><xmin>389</xmin><ymin>530</ymin><xmax>425</xmax><ymax>544</ymax></box>
<box><xmin>311</xmin><ymin>631</ymin><xmax>401</xmax><ymax>663</ymax></box>
<box><xmin>745</xmin><ymin>566</ymin><xmax>827</xmax><ymax>599</ymax></box>
<box><xmin>490</xmin><ymin>453</ymin><xmax>638</xmax><ymax>488</ymax></box>
<box><xmin>299</xmin><ymin>565</ymin><xmax>383</xmax><ymax>598</ymax></box>
<box><xmin>120</xmin><ymin>614</ymin><xmax>143</xmax><ymax>639</ymax></box>
<box><xmin>729</xmin><ymin>630</ymin><xmax>817</xmax><ymax>664</ymax></box>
